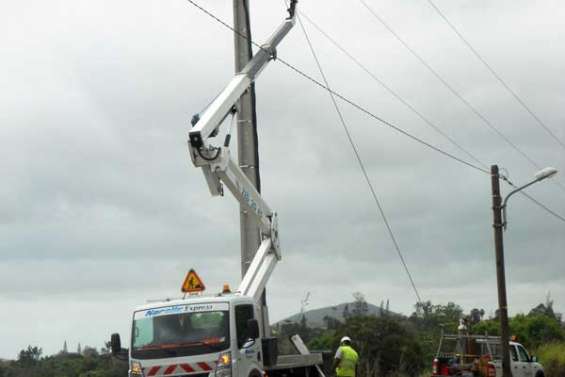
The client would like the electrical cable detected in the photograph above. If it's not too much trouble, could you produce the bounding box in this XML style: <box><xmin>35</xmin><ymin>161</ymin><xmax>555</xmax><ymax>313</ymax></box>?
<box><xmin>287</xmin><ymin>0</ymin><xmax>423</xmax><ymax>304</ymax></box>
<box><xmin>425</xmin><ymin>0</ymin><xmax>565</xmax><ymax>152</ymax></box>
<box><xmin>276</xmin><ymin>58</ymin><xmax>490</xmax><ymax>176</ymax></box>
<box><xmin>184</xmin><ymin>0</ymin><xmax>489</xmax><ymax>176</ymax></box>
<box><xmin>357</xmin><ymin>0</ymin><xmax>565</xmax><ymax>195</ymax></box>
<box><xmin>298</xmin><ymin>12</ymin><xmax>565</xmax><ymax>225</ymax></box>
<box><xmin>184</xmin><ymin>0</ymin><xmax>565</xmax><ymax>225</ymax></box>
<box><xmin>299</xmin><ymin>12</ymin><xmax>488</xmax><ymax>171</ymax></box>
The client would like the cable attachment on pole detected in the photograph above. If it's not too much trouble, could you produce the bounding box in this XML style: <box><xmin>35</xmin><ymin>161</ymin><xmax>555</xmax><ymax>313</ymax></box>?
<box><xmin>286</xmin><ymin>0</ymin><xmax>298</xmax><ymax>19</ymax></box>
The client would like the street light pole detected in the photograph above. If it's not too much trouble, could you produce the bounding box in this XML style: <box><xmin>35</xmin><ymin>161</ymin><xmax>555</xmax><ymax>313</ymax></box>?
<box><xmin>490</xmin><ymin>164</ymin><xmax>558</xmax><ymax>377</ymax></box>
<box><xmin>490</xmin><ymin>165</ymin><xmax>512</xmax><ymax>377</ymax></box>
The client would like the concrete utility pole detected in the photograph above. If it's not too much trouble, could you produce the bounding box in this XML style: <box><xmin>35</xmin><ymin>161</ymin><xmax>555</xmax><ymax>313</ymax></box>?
<box><xmin>233</xmin><ymin>0</ymin><xmax>270</xmax><ymax>335</ymax></box>
<box><xmin>490</xmin><ymin>165</ymin><xmax>512</xmax><ymax>377</ymax></box>
<box><xmin>233</xmin><ymin>0</ymin><xmax>261</xmax><ymax>277</ymax></box>
<box><xmin>490</xmin><ymin>164</ymin><xmax>557</xmax><ymax>377</ymax></box>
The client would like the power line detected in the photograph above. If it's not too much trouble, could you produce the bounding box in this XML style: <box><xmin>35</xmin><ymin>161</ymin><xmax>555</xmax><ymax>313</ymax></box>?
<box><xmin>425</xmin><ymin>0</ymin><xmax>565</xmax><ymax>152</ymax></box>
<box><xmin>519</xmin><ymin>191</ymin><xmax>565</xmax><ymax>224</ymax></box>
<box><xmin>357</xmin><ymin>0</ymin><xmax>565</xmax><ymax>194</ymax></box>
<box><xmin>297</xmin><ymin>10</ymin><xmax>565</xmax><ymax>228</ymax></box>
<box><xmin>290</xmin><ymin>1</ymin><xmax>423</xmax><ymax>304</ymax></box>
<box><xmin>184</xmin><ymin>0</ymin><xmax>489</xmax><ymax>176</ymax></box>
<box><xmin>277</xmin><ymin>59</ymin><xmax>490</xmax><ymax>175</ymax></box>
<box><xmin>299</xmin><ymin>12</ymin><xmax>488</xmax><ymax>170</ymax></box>
<box><xmin>184</xmin><ymin>0</ymin><xmax>565</xmax><ymax>225</ymax></box>
<box><xmin>298</xmin><ymin>11</ymin><xmax>565</xmax><ymax>226</ymax></box>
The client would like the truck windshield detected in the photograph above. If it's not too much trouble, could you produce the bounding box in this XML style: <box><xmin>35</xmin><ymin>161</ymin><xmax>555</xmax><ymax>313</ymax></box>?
<box><xmin>131</xmin><ymin>303</ymin><xmax>230</xmax><ymax>359</ymax></box>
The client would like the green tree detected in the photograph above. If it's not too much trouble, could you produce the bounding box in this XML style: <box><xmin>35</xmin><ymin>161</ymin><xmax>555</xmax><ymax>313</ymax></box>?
<box><xmin>409</xmin><ymin>301</ymin><xmax>463</xmax><ymax>363</ymax></box>
<box><xmin>472</xmin><ymin>319</ymin><xmax>500</xmax><ymax>336</ymax></box>
<box><xmin>511</xmin><ymin>314</ymin><xmax>563</xmax><ymax>348</ymax></box>
<box><xmin>343</xmin><ymin>304</ymin><xmax>351</xmax><ymax>320</ymax></box>
<box><xmin>2</xmin><ymin>343</ymin><xmax>128</xmax><ymax>377</ymax></box>
<box><xmin>469</xmin><ymin>305</ymin><xmax>564</xmax><ymax>349</ymax></box>
<box><xmin>17</xmin><ymin>345</ymin><xmax>42</xmax><ymax>367</ymax></box>
<box><xmin>338</xmin><ymin>315</ymin><xmax>425</xmax><ymax>377</ymax></box>
<box><xmin>323</xmin><ymin>315</ymin><xmax>341</xmax><ymax>330</ymax></box>
<box><xmin>352</xmin><ymin>293</ymin><xmax>369</xmax><ymax>317</ymax></box>
<box><xmin>469</xmin><ymin>308</ymin><xmax>485</xmax><ymax>325</ymax></box>
<box><xmin>411</xmin><ymin>301</ymin><xmax>463</xmax><ymax>333</ymax></box>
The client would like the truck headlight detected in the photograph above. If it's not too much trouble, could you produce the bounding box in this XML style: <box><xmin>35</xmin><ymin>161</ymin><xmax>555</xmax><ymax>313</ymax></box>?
<box><xmin>215</xmin><ymin>351</ymin><xmax>232</xmax><ymax>377</ymax></box>
<box><xmin>130</xmin><ymin>361</ymin><xmax>144</xmax><ymax>377</ymax></box>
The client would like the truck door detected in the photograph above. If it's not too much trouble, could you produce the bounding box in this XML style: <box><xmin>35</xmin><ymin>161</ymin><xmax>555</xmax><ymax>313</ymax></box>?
<box><xmin>510</xmin><ymin>345</ymin><xmax>530</xmax><ymax>377</ymax></box>
<box><xmin>234</xmin><ymin>304</ymin><xmax>261</xmax><ymax>377</ymax></box>
<box><xmin>516</xmin><ymin>345</ymin><xmax>533</xmax><ymax>377</ymax></box>
<box><xmin>510</xmin><ymin>345</ymin><xmax>522</xmax><ymax>377</ymax></box>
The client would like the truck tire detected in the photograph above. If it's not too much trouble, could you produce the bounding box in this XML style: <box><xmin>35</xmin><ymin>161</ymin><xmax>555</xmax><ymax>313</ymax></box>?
<box><xmin>535</xmin><ymin>371</ymin><xmax>544</xmax><ymax>377</ymax></box>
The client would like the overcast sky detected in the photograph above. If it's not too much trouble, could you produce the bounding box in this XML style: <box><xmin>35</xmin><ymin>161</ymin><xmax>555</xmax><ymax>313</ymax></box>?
<box><xmin>1</xmin><ymin>0</ymin><xmax>564</xmax><ymax>359</ymax></box>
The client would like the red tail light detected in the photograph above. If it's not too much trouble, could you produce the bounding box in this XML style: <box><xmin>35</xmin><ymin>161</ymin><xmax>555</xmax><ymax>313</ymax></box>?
<box><xmin>487</xmin><ymin>364</ymin><xmax>496</xmax><ymax>377</ymax></box>
<box><xmin>432</xmin><ymin>359</ymin><xmax>438</xmax><ymax>375</ymax></box>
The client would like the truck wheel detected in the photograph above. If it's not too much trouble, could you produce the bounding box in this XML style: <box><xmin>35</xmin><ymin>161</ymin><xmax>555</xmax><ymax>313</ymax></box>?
<box><xmin>249</xmin><ymin>370</ymin><xmax>262</xmax><ymax>377</ymax></box>
<box><xmin>535</xmin><ymin>371</ymin><xmax>544</xmax><ymax>377</ymax></box>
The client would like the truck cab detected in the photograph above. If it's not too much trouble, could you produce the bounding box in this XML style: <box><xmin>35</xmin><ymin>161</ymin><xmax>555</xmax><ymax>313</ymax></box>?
<box><xmin>127</xmin><ymin>294</ymin><xmax>266</xmax><ymax>377</ymax></box>
<box><xmin>490</xmin><ymin>342</ymin><xmax>544</xmax><ymax>377</ymax></box>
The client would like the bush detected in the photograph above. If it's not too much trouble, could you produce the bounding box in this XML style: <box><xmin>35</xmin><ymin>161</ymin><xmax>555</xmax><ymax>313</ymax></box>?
<box><xmin>536</xmin><ymin>343</ymin><xmax>565</xmax><ymax>377</ymax></box>
<box><xmin>336</xmin><ymin>316</ymin><xmax>425</xmax><ymax>377</ymax></box>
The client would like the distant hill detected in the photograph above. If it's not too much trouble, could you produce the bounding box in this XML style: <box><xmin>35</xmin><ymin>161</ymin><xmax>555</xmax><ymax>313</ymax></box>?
<box><xmin>276</xmin><ymin>302</ymin><xmax>386</xmax><ymax>329</ymax></box>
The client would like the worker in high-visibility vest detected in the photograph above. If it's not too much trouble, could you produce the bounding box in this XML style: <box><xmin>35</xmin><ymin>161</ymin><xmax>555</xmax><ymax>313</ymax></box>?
<box><xmin>333</xmin><ymin>336</ymin><xmax>359</xmax><ymax>377</ymax></box>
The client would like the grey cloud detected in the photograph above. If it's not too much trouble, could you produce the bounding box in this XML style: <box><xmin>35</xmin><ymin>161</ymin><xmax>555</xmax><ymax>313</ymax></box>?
<box><xmin>0</xmin><ymin>0</ymin><xmax>563</xmax><ymax>360</ymax></box>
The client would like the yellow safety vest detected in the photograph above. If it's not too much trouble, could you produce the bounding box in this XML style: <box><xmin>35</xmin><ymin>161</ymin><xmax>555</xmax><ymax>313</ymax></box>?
<box><xmin>336</xmin><ymin>345</ymin><xmax>358</xmax><ymax>377</ymax></box>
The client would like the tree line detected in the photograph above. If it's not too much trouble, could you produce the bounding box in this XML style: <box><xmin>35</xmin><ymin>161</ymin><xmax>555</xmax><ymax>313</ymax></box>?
<box><xmin>273</xmin><ymin>293</ymin><xmax>565</xmax><ymax>377</ymax></box>
<box><xmin>0</xmin><ymin>344</ymin><xmax>127</xmax><ymax>377</ymax></box>
<box><xmin>2</xmin><ymin>294</ymin><xmax>563</xmax><ymax>377</ymax></box>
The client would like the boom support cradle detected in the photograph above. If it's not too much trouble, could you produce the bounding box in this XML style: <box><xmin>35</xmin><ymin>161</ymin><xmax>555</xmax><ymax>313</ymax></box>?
<box><xmin>187</xmin><ymin>7</ymin><xmax>295</xmax><ymax>301</ymax></box>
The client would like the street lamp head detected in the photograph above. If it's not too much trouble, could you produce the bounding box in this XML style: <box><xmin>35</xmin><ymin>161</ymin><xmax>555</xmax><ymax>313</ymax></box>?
<box><xmin>534</xmin><ymin>167</ymin><xmax>558</xmax><ymax>181</ymax></box>
<box><xmin>501</xmin><ymin>166</ymin><xmax>558</xmax><ymax>231</ymax></box>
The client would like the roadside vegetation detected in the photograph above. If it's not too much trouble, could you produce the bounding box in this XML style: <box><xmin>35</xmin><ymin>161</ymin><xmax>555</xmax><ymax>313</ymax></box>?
<box><xmin>0</xmin><ymin>345</ymin><xmax>127</xmax><ymax>377</ymax></box>
<box><xmin>1</xmin><ymin>295</ymin><xmax>562</xmax><ymax>377</ymax></box>
<box><xmin>274</xmin><ymin>294</ymin><xmax>565</xmax><ymax>377</ymax></box>
<box><xmin>535</xmin><ymin>342</ymin><xmax>565</xmax><ymax>377</ymax></box>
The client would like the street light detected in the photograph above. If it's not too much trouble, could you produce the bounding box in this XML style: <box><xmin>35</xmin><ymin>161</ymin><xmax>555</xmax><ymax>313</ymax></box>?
<box><xmin>502</xmin><ymin>167</ymin><xmax>558</xmax><ymax>229</ymax></box>
<box><xmin>490</xmin><ymin>165</ymin><xmax>558</xmax><ymax>377</ymax></box>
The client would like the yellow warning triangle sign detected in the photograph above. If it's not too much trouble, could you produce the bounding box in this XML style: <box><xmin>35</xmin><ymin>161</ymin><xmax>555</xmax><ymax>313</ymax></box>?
<box><xmin>181</xmin><ymin>269</ymin><xmax>206</xmax><ymax>293</ymax></box>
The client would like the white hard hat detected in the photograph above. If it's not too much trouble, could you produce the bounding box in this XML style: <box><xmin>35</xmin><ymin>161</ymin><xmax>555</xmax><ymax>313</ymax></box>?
<box><xmin>340</xmin><ymin>336</ymin><xmax>352</xmax><ymax>343</ymax></box>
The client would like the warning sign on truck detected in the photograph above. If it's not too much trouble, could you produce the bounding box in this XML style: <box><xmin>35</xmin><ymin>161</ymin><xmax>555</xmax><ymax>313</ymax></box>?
<box><xmin>181</xmin><ymin>269</ymin><xmax>206</xmax><ymax>293</ymax></box>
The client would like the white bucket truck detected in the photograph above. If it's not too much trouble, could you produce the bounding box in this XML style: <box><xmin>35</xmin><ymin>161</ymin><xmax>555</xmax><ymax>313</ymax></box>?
<box><xmin>110</xmin><ymin>2</ymin><xmax>324</xmax><ymax>376</ymax></box>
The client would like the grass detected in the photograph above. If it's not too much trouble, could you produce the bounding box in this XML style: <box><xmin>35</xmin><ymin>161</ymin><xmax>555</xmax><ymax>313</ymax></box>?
<box><xmin>535</xmin><ymin>342</ymin><xmax>565</xmax><ymax>377</ymax></box>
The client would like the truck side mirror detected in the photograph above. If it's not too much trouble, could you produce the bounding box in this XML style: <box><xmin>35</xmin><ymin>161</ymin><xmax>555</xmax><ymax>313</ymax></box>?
<box><xmin>110</xmin><ymin>333</ymin><xmax>122</xmax><ymax>355</ymax></box>
<box><xmin>531</xmin><ymin>356</ymin><xmax>537</xmax><ymax>363</ymax></box>
<box><xmin>247</xmin><ymin>319</ymin><xmax>260</xmax><ymax>339</ymax></box>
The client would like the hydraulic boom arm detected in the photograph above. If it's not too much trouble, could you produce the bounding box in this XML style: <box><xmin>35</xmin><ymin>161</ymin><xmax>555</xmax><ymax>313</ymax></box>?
<box><xmin>187</xmin><ymin>2</ymin><xmax>296</xmax><ymax>301</ymax></box>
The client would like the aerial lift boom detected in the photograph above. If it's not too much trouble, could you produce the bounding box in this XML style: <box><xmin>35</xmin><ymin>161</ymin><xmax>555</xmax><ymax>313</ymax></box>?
<box><xmin>110</xmin><ymin>5</ymin><xmax>325</xmax><ymax>376</ymax></box>
<box><xmin>187</xmin><ymin>1</ymin><xmax>296</xmax><ymax>305</ymax></box>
